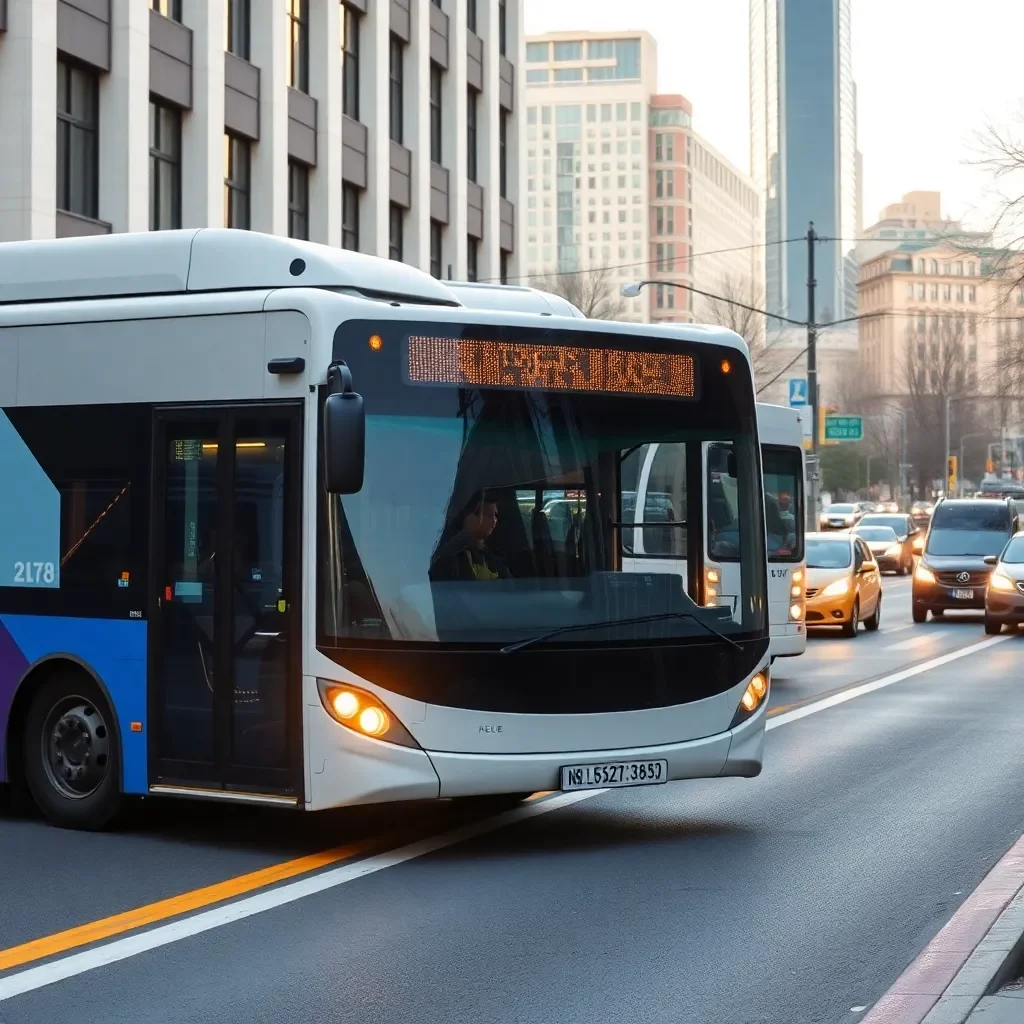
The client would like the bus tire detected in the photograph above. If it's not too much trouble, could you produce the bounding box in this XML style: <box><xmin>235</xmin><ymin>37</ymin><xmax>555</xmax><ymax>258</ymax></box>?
<box><xmin>22</xmin><ymin>674</ymin><xmax>121</xmax><ymax>831</ymax></box>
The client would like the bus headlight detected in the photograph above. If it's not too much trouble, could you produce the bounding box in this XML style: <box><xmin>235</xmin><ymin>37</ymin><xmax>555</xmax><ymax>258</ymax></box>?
<box><xmin>317</xmin><ymin>680</ymin><xmax>420</xmax><ymax>748</ymax></box>
<box><xmin>730</xmin><ymin>670</ymin><xmax>769</xmax><ymax>728</ymax></box>
<box><xmin>789</xmin><ymin>603</ymin><xmax>803</xmax><ymax>620</ymax></box>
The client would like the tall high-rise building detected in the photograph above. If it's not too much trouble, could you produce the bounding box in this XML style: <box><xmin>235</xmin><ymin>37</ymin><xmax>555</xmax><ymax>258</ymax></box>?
<box><xmin>0</xmin><ymin>0</ymin><xmax>523</xmax><ymax>284</ymax></box>
<box><xmin>523</xmin><ymin>32</ymin><xmax>760</xmax><ymax>324</ymax></box>
<box><xmin>750</xmin><ymin>0</ymin><xmax>858</xmax><ymax>323</ymax></box>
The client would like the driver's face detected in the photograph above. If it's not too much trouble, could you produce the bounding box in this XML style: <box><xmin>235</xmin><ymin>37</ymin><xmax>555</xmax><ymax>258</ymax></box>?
<box><xmin>466</xmin><ymin>502</ymin><xmax>498</xmax><ymax>541</ymax></box>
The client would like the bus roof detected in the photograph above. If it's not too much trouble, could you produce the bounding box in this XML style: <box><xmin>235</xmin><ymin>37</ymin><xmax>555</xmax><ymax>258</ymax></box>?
<box><xmin>446</xmin><ymin>281</ymin><xmax>587</xmax><ymax>318</ymax></box>
<box><xmin>0</xmin><ymin>229</ymin><xmax>462</xmax><ymax>307</ymax></box>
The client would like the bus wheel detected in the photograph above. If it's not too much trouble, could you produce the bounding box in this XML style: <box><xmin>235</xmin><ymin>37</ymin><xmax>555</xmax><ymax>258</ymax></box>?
<box><xmin>23</xmin><ymin>675</ymin><xmax>120</xmax><ymax>831</ymax></box>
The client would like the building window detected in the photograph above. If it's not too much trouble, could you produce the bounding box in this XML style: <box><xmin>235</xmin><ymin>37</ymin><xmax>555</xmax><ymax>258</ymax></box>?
<box><xmin>499</xmin><ymin>111</ymin><xmax>508</xmax><ymax>198</ymax></box>
<box><xmin>655</xmin><ymin>170</ymin><xmax>663</xmax><ymax>198</ymax></box>
<box><xmin>389</xmin><ymin>203</ymin><xmax>403</xmax><ymax>261</ymax></box>
<box><xmin>56</xmin><ymin>60</ymin><xmax>99</xmax><ymax>220</ymax></box>
<box><xmin>467</xmin><ymin>0</ymin><xmax>477</xmax><ymax>33</ymax></box>
<box><xmin>526</xmin><ymin>42</ymin><xmax>548</xmax><ymax>62</ymax></box>
<box><xmin>498</xmin><ymin>0</ymin><xmax>506</xmax><ymax>56</ymax></box>
<box><xmin>223</xmin><ymin>133</ymin><xmax>251</xmax><ymax>229</ymax></box>
<box><xmin>149</xmin><ymin>100</ymin><xmax>181</xmax><ymax>231</ymax></box>
<box><xmin>553</xmin><ymin>41</ymin><xmax>582</xmax><ymax>61</ymax></box>
<box><xmin>151</xmin><ymin>0</ymin><xmax>182</xmax><ymax>20</ymax></box>
<box><xmin>500</xmin><ymin>251</ymin><xmax>509</xmax><ymax>284</ymax></box>
<box><xmin>389</xmin><ymin>35</ymin><xmax>404</xmax><ymax>144</ymax></box>
<box><xmin>341</xmin><ymin>2</ymin><xmax>360</xmax><ymax>120</ymax></box>
<box><xmin>430</xmin><ymin>63</ymin><xmax>443</xmax><ymax>164</ymax></box>
<box><xmin>288</xmin><ymin>161</ymin><xmax>309</xmax><ymax>240</ymax></box>
<box><xmin>467</xmin><ymin>237</ymin><xmax>479</xmax><ymax>281</ymax></box>
<box><xmin>467</xmin><ymin>87</ymin><xmax>478</xmax><ymax>182</ymax></box>
<box><xmin>655</xmin><ymin>135</ymin><xmax>662</xmax><ymax>162</ymax></box>
<box><xmin>430</xmin><ymin>220</ymin><xmax>443</xmax><ymax>279</ymax></box>
<box><xmin>342</xmin><ymin>184</ymin><xmax>359</xmax><ymax>250</ymax></box>
<box><xmin>286</xmin><ymin>0</ymin><xmax>309</xmax><ymax>92</ymax></box>
<box><xmin>225</xmin><ymin>0</ymin><xmax>250</xmax><ymax>59</ymax></box>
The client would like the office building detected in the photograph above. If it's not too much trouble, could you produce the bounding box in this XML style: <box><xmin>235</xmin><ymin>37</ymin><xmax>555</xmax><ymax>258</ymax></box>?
<box><xmin>749</xmin><ymin>0</ymin><xmax>859</xmax><ymax>323</ymax></box>
<box><xmin>0</xmin><ymin>0</ymin><xmax>522</xmax><ymax>283</ymax></box>
<box><xmin>523</xmin><ymin>33</ymin><xmax>759</xmax><ymax>324</ymax></box>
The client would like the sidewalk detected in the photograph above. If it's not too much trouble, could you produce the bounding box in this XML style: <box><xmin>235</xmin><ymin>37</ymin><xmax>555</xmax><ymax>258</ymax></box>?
<box><xmin>863</xmin><ymin>832</ymin><xmax>1024</xmax><ymax>1024</ymax></box>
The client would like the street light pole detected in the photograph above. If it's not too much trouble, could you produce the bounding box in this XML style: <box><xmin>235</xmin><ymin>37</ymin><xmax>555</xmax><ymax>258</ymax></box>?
<box><xmin>806</xmin><ymin>223</ymin><xmax>819</xmax><ymax>535</ymax></box>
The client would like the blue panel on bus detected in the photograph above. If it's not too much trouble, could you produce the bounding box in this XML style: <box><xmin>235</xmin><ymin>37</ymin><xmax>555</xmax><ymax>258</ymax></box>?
<box><xmin>0</xmin><ymin>411</ymin><xmax>62</xmax><ymax>588</ymax></box>
<box><xmin>0</xmin><ymin>615</ymin><xmax>148</xmax><ymax>793</ymax></box>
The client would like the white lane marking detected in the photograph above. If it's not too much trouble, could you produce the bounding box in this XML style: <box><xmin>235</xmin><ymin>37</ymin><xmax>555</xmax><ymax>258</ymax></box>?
<box><xmin>0</xmin><ymin>633</ymin><xmax>1014</xmax><ymax>1002</ymax></box>
<box><xmin>884</xmin><ymin>630</ymin><xmax>948</xmax><ymax>650</ymax></box>
<box><xmin>883</xmin><ymin>624</ymin><xmax>914</xmax><ymax>634</ymax></box>
<box><xmin>767</xmin><ymin>634</ymin><xmax>1011</xmax><ymax>731</ymax></box>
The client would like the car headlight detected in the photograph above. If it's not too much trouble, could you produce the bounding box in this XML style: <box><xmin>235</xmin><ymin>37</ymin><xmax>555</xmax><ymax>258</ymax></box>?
<box><xmin>914</xmin><ymin>564</ymin><xmax>935</xmax><ymax>584</ymax></box>
<box><xmin>989</xmin><ymin>572</ymin><xmax>1016</xmax><ymax>593</ymax></box>
<box><xmin>885</xmin><ymin>544</ymin><xmax>901</xmax><ymax>557</ymax></box>
<box><xmin>820</xmin><ymin>576</ymin><xmax>850</xmax><ymax>598</ymax></box>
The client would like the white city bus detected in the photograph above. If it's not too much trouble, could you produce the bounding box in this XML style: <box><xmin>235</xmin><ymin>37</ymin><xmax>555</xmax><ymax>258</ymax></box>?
<box><xmin>0</xmin><ymin>231</ymin><xmax>769</xmax><ymax>830</ymax></box>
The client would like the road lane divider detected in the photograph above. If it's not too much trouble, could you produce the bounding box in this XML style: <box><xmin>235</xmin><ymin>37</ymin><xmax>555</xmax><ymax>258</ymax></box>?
<box><xmin>0</xmin><ymin>632</ymin><xmax>1016</xmax><ymax>1002</ymax></box>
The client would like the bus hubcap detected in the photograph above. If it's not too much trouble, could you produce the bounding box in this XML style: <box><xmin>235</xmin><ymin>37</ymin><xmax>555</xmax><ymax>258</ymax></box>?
<box><xmin>44</xmin><ymin>698</ymin><xmax>109</xmax><ymax>799</ymax></box>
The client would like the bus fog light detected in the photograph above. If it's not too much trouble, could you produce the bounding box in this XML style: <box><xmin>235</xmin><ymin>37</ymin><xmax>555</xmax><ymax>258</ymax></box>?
<box><xmin>316</xmin><ymin>680</ymin><xmax>420</xmax><ymax>749</ymax></box>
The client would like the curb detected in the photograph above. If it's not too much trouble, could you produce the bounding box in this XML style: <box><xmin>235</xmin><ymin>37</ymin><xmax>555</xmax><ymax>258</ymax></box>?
<box><xmin>864</xmin><ymin>832</ymin><xmax>1024</xmax><ymax>1024</ymax></box>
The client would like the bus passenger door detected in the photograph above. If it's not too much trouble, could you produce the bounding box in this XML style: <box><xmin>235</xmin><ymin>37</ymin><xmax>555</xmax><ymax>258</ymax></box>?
<box><xmin>149</xmin><ymin>404</ymin><xmax>303</xmax><ymax>799</ymax></box>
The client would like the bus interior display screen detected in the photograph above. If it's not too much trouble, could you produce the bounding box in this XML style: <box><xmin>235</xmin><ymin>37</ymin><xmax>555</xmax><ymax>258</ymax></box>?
<box><xmin>406</xmin><ymin>336</ymin><xmax>697</xmax><ymax>398</ymax></box>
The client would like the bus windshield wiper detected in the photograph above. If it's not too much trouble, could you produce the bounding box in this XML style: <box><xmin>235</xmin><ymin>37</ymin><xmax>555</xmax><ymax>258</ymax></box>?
<box><xmin>499</xmin><ymin>611</ymin><xmax>742</xmax><ymax>654</ymax></box>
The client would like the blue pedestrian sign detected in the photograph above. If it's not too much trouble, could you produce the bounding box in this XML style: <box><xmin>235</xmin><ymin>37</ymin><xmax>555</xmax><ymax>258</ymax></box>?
<box><xmin>788</xmin><ymin>378</ymin><xmax>808</xmax><ymax>407</ymax></box>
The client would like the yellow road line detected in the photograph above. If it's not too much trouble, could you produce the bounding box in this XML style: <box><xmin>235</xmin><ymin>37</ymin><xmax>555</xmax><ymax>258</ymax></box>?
<box><xmin>0</xmin><ymin>838</ymin><xmax>382</xmax><ymax>973</ymax></box>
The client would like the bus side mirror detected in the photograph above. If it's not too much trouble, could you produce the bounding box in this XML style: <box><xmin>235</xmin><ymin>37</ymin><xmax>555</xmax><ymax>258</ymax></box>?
<box><xmin>324</xmin><ymin>391</ymin><xmax>365</xmax><ymax>493</ymax></box>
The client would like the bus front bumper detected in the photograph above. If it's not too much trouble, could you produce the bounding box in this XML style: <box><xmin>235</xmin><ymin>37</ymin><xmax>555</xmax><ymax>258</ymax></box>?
<box><xmin>305</xmin><ymin>699</ymin><xmax>766</xmax><ymax>810</ymax></box>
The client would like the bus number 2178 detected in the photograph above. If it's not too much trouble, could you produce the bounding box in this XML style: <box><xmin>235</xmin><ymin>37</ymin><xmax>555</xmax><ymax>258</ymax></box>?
<box><xmin>13</xmin><ymin>561</ymin><xmax>56</xmax><ymax>585</ymax></box>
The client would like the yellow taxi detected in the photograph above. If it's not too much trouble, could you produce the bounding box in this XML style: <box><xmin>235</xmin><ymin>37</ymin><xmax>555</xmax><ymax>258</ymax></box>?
<box><xmin>804</xmin><ymin>531</ymin><xmax>882</xmax><ymax>637</ymax></box>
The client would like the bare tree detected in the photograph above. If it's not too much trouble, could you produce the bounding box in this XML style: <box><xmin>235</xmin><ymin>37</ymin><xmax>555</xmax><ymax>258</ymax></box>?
<box><xmin>900</xmin><ymin>315</ymin><xmax>975</xmax><ymax>494</ymax></box>
<box><xmin>530</xmin><ymin>265</ymin><xmax>626</xmax><ymax>320</ymax></box>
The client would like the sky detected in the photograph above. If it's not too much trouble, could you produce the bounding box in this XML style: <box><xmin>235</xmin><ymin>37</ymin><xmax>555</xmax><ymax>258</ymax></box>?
<box><xmin>523</xmin><ymin>0</ymin><xmax>1024</xmax><ymax>233</ymax></box>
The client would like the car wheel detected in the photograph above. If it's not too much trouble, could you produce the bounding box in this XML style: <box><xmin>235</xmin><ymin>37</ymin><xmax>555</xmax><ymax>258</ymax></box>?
<box><xmin>864</xmin><ymin>595</ymin><xmax>881</xmax><ymax>631</ymax></box>
<box><xmin>985</xmin><ymin>614</ymin><xmax>1002</xmax><ymax>635</ymax></box>
<box><xmin>22</xmin><ymin>674</ymin><xmax>121</xmax><ymax>831</ymax></box>
<box><xmin>842</xmin><ymin>600</ymin><xmax>860</xmax><ymax>638</ymax></box>
<box><xmin>912</xmin><ymin>603</ymin><xmax>928</xmax><ymax>623</ymax></box>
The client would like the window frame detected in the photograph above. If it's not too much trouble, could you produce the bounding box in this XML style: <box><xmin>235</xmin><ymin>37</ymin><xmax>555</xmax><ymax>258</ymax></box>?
<box><xmin>429</xmin><ymin>220</ymin><xmax>443</xmax><ymax>279</ymax></box>
<box><xmin>388</xmin><ymin>203</ymin><xmax>404</xmax><ymax>262</ymax></box>
<box><xmin>151</xmin><ymin>0</ymin><xmax>182</xmax><ymax>21</ymax></box>
<box><xmin>389</xmin><ymin>34</ymin><xmax>404</xmax><ymax>145</ymax></box>
<box><xmin>223</xmin><ymin>133</ymin><xmax>251</xmax><ymax>230</ymax></box>
<box><xmin>149</xmin><ymin>99</ymin><xmax>182</xmax><ymax>232</ymax></box>
<box><xmin>226</xmin><ymin>0</ymin><xmax>250</xmax><ymax>59</ymax></box>
<box><xmin>56</xmin><ymin>59</ymin><xmax>100</xmax><ymax>221</ymax></box>
<box><xmin>499</xmin><ymin>111</ymin><xmax>508</xmax><ymax>199</ymax></box>
<box><xmin>429</xmin><ymin>62</ymin><xmax>443</xmax><ymax>164</ymax></box>
<box><xmin>467</xmin><ymin>236</ymin><xmax>479</xmax><ymax>282</ymax></box>
<box><xmin>287</xmin><ymin>0</ymin><xmax>310</xmax><ymax>93</ymax></box>
<box><xmin>341</xmin><ymin>2</ymin><xmax>360</xmax><ymax>121</ymax></box>
<box><xmin>288</xmin><ymin>161</ymin><xmax>309</xmax><ymax>240</ymax></box>
<box><xmin>467</xmin><ymin>87</ymin><xmax>479</xmax><ymax>182</ymax></box>
<box><xmin>342</xmin><ymin>183</ymin><xmax>360</xmax><ymax>251</ymax></box>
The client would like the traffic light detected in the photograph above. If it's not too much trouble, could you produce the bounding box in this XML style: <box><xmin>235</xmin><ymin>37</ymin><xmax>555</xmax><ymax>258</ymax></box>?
<box><xmin>947</xmin><ymin>455</ymin><xmax>958</xmax><ymax>493</ymax></box>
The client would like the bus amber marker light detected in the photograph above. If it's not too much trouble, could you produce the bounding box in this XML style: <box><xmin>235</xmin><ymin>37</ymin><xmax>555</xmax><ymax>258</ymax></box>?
<box><xmin>369</xmin><ymin>334</ymin><xmax>383</xmax><ymax>351</ymax></box>
<box><xmin>720</xmin><ymin>359</ymin><xmax>732</xmax><ymax>375</ymax></box>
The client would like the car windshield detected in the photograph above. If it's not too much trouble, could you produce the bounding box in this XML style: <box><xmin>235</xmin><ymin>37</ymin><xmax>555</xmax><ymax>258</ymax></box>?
<box><xmin>1002</xmin><ymin>536</ymin><xmax>1024</xmax><ymax>564</ymax></box>
<box><xmin>859</xmin><ymin>515</ymin><xmax>909</xmax><ymax>539</ymax></box>
<box><xmin>827</xmin><ymin>504</ymin><xmax>855</xmax><ymax>514</ymax></box>
<box><xmin>806</xmin><ymin>538</ymin><xmax>853</xmax><ymax>569</ymax></box>
<box><xmin>926</xmin><ymin>504</ymin><xmax>1011</xmax><ymax>556</ymax></box>
<box><xmin>855</xmin><ymin>526</ymin><xmax>898</xmax><ymax>542</ymax></box>
<box><xmin>319</xmin><ymin>322</ymin><xmax>765</xmax><ymax>651</ymax></box>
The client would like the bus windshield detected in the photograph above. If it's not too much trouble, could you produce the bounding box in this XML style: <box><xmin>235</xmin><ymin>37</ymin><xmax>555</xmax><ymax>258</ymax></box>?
<box><xmin>762</xmin><ymin>446</ymin><xmax>803</xmax><ymax>560</ymax></box>
<box><xmin>319</xmin><ymin>322</ymin><xmax>765</xmax><ymax>653</ymax></box>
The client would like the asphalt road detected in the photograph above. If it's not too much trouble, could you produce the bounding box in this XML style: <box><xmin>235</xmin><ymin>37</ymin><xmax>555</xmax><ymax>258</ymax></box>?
<box><xmin>2</xmin><ymin>576</ymin><xmax>1023</xmax><ymax>1024</ymax></box>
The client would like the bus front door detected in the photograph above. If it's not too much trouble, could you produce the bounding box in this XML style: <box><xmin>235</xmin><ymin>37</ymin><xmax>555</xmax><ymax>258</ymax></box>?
<box><xmin>149</xmin><ymin>404</ymin><xmax>303</xmax><ymax>799</ymax></box>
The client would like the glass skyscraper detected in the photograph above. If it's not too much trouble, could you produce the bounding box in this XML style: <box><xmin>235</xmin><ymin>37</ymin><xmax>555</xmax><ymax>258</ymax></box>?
<box><xmin>750</xmin><ymin>0</ymin><xmax>859</xmax><ymax>324</ymax></box>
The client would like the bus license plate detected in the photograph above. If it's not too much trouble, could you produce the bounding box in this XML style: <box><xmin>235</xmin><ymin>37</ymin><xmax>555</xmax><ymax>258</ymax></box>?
<box><xmin>560</xmin><ymin>759</ymin><xmax>668</xmax><ymax>791</ymax></box>
<box><xmin>951</xmin><ymin>588</ymin><xmax>973</xmax><ymax>600</ymax></box>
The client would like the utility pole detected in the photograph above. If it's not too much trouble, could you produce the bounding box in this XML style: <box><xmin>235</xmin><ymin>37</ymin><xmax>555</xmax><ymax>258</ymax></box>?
<box><xmin>806</xmin><ymin>223</ymin><xmax>819</xmax><ymax>534</ymax></box>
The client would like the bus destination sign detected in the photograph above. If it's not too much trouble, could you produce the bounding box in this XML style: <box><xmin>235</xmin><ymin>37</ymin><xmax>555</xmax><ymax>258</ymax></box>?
<box><xmin>407</xmin><ymin>336</ymin><xmax>696</xmax><ymax>398</ymax></box>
